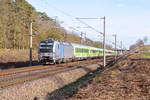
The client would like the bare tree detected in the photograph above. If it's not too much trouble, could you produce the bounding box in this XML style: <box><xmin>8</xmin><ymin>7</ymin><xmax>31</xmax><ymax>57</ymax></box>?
<box><xmin>143</xmin><ymin>36</ymin><xmax>148</xmax><ymax>44</ymax></box>
<box><xmin>130</xmin><ymin>39</ymin><xmax>144</xmax><ymax>50</ymax></box>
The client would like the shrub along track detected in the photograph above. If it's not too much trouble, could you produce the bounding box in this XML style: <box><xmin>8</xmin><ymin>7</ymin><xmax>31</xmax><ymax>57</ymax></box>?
<box><xmin>0</xmin><ymin>56</ymin><xmax>115</xmax><ymax>89</ymax></box>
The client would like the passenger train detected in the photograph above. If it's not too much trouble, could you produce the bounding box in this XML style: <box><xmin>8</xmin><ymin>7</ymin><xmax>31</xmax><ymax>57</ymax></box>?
<box><xmin>38</xmin><ymin>39</ymin><xmax>115</xmax><ymax>64</ymax></box>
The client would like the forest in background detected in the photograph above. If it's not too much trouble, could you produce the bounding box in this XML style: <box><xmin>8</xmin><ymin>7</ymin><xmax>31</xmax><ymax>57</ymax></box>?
<box><xmin>0</xmin><ymin>0</ymin><xmax>112</xmax><ymax>49</ymax></box>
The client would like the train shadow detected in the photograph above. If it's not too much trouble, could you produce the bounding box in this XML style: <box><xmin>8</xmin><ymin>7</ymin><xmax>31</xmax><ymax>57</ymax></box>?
<box><xmin>0</xmin><ymin>61</ymin><xmax>39</xmax><ymax>70</ymax></box>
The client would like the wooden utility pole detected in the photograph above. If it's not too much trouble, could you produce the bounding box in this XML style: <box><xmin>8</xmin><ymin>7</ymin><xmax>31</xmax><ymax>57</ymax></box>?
<box><xmin>113</xmin><ymin>34</ymin><xmax>117</xmax><ymax>61</ymax></box>
<box><xmin>64</xmin><ymin>33</ymin><xmax>67</xmax><ymax>42</ymax></box>
<box><xmin>120</xmin><ymin>41</ymin><xmax>123</xmax><ymax>54</ymax></box>
<box><xmin>101</xmin><ymin>16</ymin><xmax>106</xmax><ymax>67</ymax></box>
<box><xmin>80</xmin><ymin>32</ymin><xmax>84</xmax><ymax>44</ymax></box>
<box><xmin>29</xmin><ymin>21</ymin><xmax>33</xmax><ymax>66</ymax></box>
<box><xmin>115</xmin><ymin>34</ymin><xmax>117</xmax><ymax>60</ymax></box>
<box><xmin>84</xmin><ymin>32</ymin><xmax>86</xmax><ymax>44</ymax></box>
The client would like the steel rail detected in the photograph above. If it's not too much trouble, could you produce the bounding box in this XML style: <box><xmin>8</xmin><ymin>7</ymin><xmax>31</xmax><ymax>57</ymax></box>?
<box><xmin>0</xmin><ymin>59</ymin><xmax>100</xmax><ymax>83</ymax></box>
<box><xmin>0</xmin><ymin>58</ymin><xmax>100</xmax><ymax>77</ymax></box>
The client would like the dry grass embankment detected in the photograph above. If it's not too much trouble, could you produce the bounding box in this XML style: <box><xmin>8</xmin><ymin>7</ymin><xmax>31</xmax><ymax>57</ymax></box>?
<box><xmin>68</xmin><ymin>57</ymin><xmax>150</xmax><ymax>100</ymax></box>
<box><xmin>0</xmin><ymin>49</ymin><xmax>38</xmax><ymax>69</ymax></box>
<box><xmin>131</xmin><ymin>45</ymin><xmax>150</xmax><ymax>58</ymax></box>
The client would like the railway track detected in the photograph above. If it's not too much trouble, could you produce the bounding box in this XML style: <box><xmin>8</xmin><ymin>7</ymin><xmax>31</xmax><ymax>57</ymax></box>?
<box><xmin>0</xmin><ymin>56</ymin><xmax>115</xmax><ymax>89</ymax></box>
<box><xmin>0</xmin><ymin>58</ymin><xmax>100</xmax><ymax>77</ymax></box>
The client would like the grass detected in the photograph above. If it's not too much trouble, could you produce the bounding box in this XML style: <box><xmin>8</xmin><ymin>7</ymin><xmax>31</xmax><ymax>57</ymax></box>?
<box><xmin>133</xmin><ymin>52</ymin><xmax>150</xmax><ymax>58</ymax></box>
<box><xmin>143</xmin><ymin>45</ymin><xmax>150</xmax><ymax>50</ymax></box>
<box><xmin>140</xmin><ymin>52</ymin><xmax>150</xmax><ymax>58</ymax></box>
<box><xmin>133</xmin><ymin>45</ymin><xmax>150</xmax><ymax>58</ymax></box>
<box><xmin>0</xmin><ymin>49</ymin><xmax>38</xmax><ymax>63</ymax></box>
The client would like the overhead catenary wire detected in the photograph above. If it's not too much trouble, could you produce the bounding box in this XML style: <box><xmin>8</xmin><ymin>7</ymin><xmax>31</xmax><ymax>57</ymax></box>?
<box><xmin>75</xmin><ymin>18</ymin><xmax>102</xmax><ymax>35</ymax></box>
<box><xmin>42</xmin><ymin>0</ymin><xmax>102</xmax><ymax>34</ymax></box>
<box><xmin>40</xmin><ymin>0</ymin><xmax>123</xmax><ymax>49</ymax></box>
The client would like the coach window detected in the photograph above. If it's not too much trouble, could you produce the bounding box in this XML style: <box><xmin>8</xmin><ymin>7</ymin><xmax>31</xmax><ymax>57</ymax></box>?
<box><xmin>80</xmin><ymin>48</ymin><xmax>83</xmax><ymax>53</ymax></box>
<box><xmin>75</xmin><ymin>48</ymin><xmax>79</xmax><ymax>53</ymax></box>
<box><xmin>85</xmin><ymin>49</ymin><xmax>89</xmax><ymax>53</ymax></box>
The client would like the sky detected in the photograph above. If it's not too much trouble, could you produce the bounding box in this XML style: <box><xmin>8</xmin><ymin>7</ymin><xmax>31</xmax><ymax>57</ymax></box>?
<box><xmin>27</xmin><ymin>0</ymin><xmax>150</xmax><ymax>49</ymax></box>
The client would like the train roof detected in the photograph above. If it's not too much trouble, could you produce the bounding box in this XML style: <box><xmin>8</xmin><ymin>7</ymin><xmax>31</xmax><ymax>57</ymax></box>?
<box><xmin>41</xmin><ymin>39</ymin><xmax>114</xmax><ymax>51</ymax></box>
<box><xmin>71</xmin><ymin>43</ymin><xmax>103</xmax><ymax>51</ymax></box>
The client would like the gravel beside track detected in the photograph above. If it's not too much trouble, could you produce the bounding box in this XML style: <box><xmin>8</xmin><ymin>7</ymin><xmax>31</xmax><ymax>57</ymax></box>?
<box><xmin>0</xmin><ymin>59</ymin><xmax>101</xmax><ymax>88</ymax></box>
<box><xmin>0</xmin><ymin>63</ymin><xmax>101</xmax><ymax>100</ymax></box>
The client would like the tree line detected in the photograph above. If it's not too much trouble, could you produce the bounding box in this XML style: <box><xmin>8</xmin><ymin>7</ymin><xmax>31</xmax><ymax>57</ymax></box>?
<box><xmin>0</xmin><ymin>0</ymin><xmax>112</xmax><ymax>50</ymax></box>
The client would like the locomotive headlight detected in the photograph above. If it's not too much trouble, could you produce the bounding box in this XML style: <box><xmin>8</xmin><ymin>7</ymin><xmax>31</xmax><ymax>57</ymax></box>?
<box><xmin>40</xmin><ymin>54</ymin><xmax>43</xmax><ymax>58</ymax></box>
<box><xmin>40</xmin><ymin>53</ymin><xmax>45</xmax><ymax>57</ymax></box>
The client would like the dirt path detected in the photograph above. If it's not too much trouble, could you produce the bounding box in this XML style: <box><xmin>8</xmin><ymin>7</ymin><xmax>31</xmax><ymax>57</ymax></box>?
<box><xmin>68</xmin><ymin>57</ymin><xmax>150</xmax><ymax>100</ymax></box>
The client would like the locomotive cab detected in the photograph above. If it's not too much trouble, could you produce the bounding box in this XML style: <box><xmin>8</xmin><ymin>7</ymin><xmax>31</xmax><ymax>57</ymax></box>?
<box><xmin>38</xmin><ymin>39</ymin><xmax>54</xmax><ymax>63</ymax></box>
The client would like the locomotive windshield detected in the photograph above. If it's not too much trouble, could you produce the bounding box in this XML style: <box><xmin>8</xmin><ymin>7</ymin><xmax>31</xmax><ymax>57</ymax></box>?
<box><xmin>39</xmin><ymin>40</ymin><xmax>54</xmax><ymax>53</ymax></box>
<box><xmin>40</xmin><ymin>49</ymin><xmax>53</xmax><ymax>53</ymax></box>
<box><xmin>40</xmin><ymin>45</ymin><xmax>53</xmax><ymax>48</ymax></box>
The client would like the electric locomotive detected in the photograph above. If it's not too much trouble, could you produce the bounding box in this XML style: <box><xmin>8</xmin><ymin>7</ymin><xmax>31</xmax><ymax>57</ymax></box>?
<box><xmin>38</xmin><ymin>39</ymin><xmax>74</xmax><ymax>64</ymax></box>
